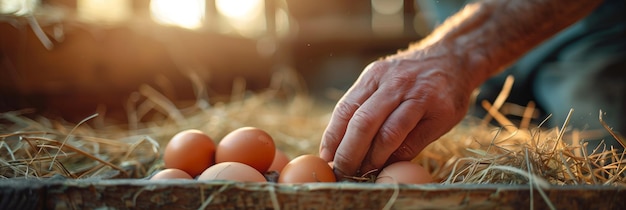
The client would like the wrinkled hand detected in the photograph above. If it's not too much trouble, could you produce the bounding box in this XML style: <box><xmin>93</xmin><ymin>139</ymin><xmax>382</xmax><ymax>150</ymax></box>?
<box><xmin>319</xmin><ymin>48</ymin><xmax>477</xmax><ymax>180</ymax></box>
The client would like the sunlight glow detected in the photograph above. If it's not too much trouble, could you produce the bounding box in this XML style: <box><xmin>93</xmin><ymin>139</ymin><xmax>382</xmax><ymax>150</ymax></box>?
<box><xmin>0</xmin><ymin>0</ymin><xmax>38</xmax><ymax>16</ymax></box>
<box><xmin>77</xmin><ymin>0</ymin><xmax>132</xmax><ymax>24</ymax></box>
<box><xmin>216</xmin><ymin>0</ymin><xmax>263</xmax><ymax>21</ymax></box>
<box><xmin>150</xmin><ymin>0</ymin><xmax>205</xmax><ymax>30</ymax></box>
<box><xmin>215</xmin><ymin>0</ymin><xmax>265</xmax><ymax>37</ymax></box>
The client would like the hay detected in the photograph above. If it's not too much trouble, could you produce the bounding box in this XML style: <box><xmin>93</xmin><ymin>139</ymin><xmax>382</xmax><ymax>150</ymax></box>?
<box><xmin>0</xmin><ymin>109</ymin><xmax>159</xmax><ymax>179</ymax></box>
<box><xmin>420</xmin><ymin>104</ymin><xmax>626</xmax><ymax>186</ymax></box>
<box><xmin>1</xmin><ymin>72</ymin><xmax>625</xmax><ymax>187</ymax></box>
<box><xmin>0</xmin><ymin>71</ymin><xmax>327</xmax><ymax>179</ymax></box>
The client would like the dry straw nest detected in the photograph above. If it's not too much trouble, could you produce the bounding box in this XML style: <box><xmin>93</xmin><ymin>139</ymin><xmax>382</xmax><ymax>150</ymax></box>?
<box><xmin>1</xmin><ymin>73</ymin><xmax>624</xmax><ymax>188</ymax></box>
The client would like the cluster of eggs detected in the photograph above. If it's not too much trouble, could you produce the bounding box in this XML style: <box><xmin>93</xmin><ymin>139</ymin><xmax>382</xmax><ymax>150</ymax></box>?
<box><xmin>150</xmin><ymin>127</ymin><xmax>335</xmax><ymax>183</ymax></box>
<box><xmin>150</xmin><ymin>127</ymin><xmax>432</xmax><ymax>184</ymax></box>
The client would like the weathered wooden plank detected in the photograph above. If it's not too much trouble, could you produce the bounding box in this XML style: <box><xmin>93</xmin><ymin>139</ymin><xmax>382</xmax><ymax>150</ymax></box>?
<box><xmin>1</xmin><ymin>179</ymin><xmax>624</xmax><ymax>210</ymax></box>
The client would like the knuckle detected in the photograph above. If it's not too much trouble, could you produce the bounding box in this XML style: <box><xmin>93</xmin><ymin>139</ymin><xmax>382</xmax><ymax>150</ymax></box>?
<box><xmin>377</xmin><ymin>125</ymin><xmax>405</xmax><ymax>145</ymax></box>
<box><xmin>364</xmin><ymin>61</ymin><xmax>388</xmax><ymax>74</ymax></box>
<box><xmin>350</xmin><ymin>110</ymin><xmax>377</xmax><ymax>132</ymax></box>
<box><xmin>321</xmin><ymin>130</ymin><xmax>341</xmax><ymax>146</ymax></box>
<box><xmin>429</xmin><ymin>100</ymin><xmax>466</xmax><ymax>124</ymax></box>
<box><xmin>387</xmin><ymin>74</ymin><xmax>416</xmax><ymax>89</ymax></box>
<box><xmin>333</xmin><ymin>101</ymin><xmax>359</xmax><ymax>121</ymax></box>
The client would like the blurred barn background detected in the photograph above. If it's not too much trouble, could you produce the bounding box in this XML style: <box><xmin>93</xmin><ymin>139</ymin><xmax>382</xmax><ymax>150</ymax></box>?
<box><xmin>0</xmin><ymin>0</ymin><xmax>440</xmax><ymax>122</ymax></box>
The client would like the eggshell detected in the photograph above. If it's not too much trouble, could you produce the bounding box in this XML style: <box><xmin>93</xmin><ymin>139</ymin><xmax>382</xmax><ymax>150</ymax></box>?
<box><xmin>215</xmin><ymin>127</ymin><xmax>275</xmax><ymax>173</ymax></box>
<box><xmin>268</xmin><ymin>149</ymin><xmax>290</xmax><ymax>172</ymax></box>
<box><xmin>150</xmin><ymin>168</ymin><xmax>193</xmax><ymax>180</ymax></box>
<box><xmin>164</xmin><ymin>129</ymin><xmax>216</xmax><ymax>177</ymax></box>
<box><xmin>197</xmin><ymin>162</ymin><xmax>267</xmax><ymax>182</ymax></box>
<box><xmin>278</xmin><ymin>155</ymin><xmax>336</xmax><ymax>183</ymax></box>
<box><xmin>375</xmin><ymin>161</ymin><xmax>432</xmax><ymax>184</ymax></box>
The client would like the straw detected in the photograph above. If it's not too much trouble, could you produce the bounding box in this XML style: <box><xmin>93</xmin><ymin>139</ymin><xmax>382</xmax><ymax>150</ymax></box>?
<box><xmin>1</xmin><ymin>72</ymin><xmax>624</xmax><ymax>187</ymax></box>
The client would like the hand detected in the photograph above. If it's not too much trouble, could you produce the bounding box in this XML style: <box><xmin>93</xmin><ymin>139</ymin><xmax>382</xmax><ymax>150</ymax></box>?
<box><xmin>319</xmin><ymin>46</ymin><xmax>477</xmax><ymax>180</ymax></box>
<box><xmin>317</xmin><ymin>0</ymin><xmax>599</xmax><ymax>181</ymax></box>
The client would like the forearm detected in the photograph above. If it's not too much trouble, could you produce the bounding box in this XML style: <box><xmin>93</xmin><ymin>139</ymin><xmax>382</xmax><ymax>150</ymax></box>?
<box><xmin>398</xmin><ymin>0</ymin><xmax>603</xmax><ymax>89</ymax></box>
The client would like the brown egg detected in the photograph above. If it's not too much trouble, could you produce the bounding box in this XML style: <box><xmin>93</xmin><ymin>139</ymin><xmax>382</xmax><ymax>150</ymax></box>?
<box><xmin>375</xmin><ymin>161</ymin><xmax>433</xmax><ymax>184</ymax></box>
<box><xmin>278</xmin><ymin>155</ymin><xmax>336</xmax><ymax>183</ymax></box>
<box><xmin>268</xmin><ymin>149</ymin><xmax>290</xmax><ymax>172</ymax></box>
<box><xmin>215</xmin><ymin>127</ymin><xmax>275</xmax><ymax>173</ymax></box>
<box><xmin>164</xmin><ymin>129</ymin><xmax>216</xmax><ymax>177</ymax></box>
<box><xmin>150</xmin><ymin>168</ymin><xmax>193</xmax><ymax>180</ymax></box>
<box><xmin>197</xmin><ymin>162</ymin><xmax>267</xmax><ymax>182</ymax></box>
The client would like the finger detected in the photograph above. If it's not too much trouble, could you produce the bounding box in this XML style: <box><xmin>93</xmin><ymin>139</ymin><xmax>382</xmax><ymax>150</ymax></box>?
<box><xmin>387</xmin><ymin>114</ymin><xmax>452</xmax><ymax>164</ymax></box>
<box><xmin>332</xmin><ymin>87</ymin><xmax>403</xmax><ymax>178</ymax></box>
<box><xmin>319</xmin><ymin>67</ymin><xmax>380</xmax><ymax>161</ymax></box>
<box><xmin>359</xmin><ymin>99</ymin><xmax>424</xmax><ymax>175</ymax></box>
<box><xmin>319</xmin><ymin>99</ymin><xmax>361</xmax><ymax>161</ymax></box>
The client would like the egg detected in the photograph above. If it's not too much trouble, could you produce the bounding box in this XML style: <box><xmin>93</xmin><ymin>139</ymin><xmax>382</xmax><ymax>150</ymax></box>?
<box><xmin>215</xmin><ymin>127</ymin><xmax>275</xmax><ymax>173</ymax></box>
<box><xmin>375</xmin><ymin>161</ymin><xmax>433</xmax><ymax>184</ymax></box>
<box><xmin>278</xmin><ymin>155</ymin><xmax>336</xmax><ymax>183</ymax></box>
<box><xmin>197</xmin><ymin>162</ymin><xmax>267</xmax><ymax>182</ymax></box>
<box><xmin>164</xmin><ymin>129</ymin><xmax>216</xmax><ymax>177</ymax></box>
<box><xmin>150</xmin><ymin>168</ymin><xmax>193</xmax><ymax>180</ymax></box>
<box><xmin>268</xmin><ymin>149</ymin><xmax>290</xmax><ymax>172</ymax></box>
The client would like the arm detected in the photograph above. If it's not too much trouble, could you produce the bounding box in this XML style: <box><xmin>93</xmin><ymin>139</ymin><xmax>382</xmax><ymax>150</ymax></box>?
<box><xmin>320</xmin><ymin>0</ymin><xmax>603</xmax><ymax>179</ymax></box>
<box><xmin>405</xmin><ymin>0</ymin><xmax>602</xmax><ymax>88</ymax></box>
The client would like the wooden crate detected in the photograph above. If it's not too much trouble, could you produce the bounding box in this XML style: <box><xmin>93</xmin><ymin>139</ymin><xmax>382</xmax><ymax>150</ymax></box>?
<box><xmin>1</xmin><ymin>179</ymin><xmax>624</xmax><ymax>209</ymax></box>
